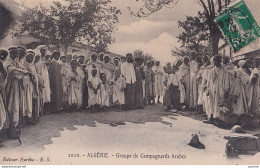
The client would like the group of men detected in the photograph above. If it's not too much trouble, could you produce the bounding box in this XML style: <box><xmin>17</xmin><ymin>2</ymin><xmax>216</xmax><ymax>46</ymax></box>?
<box><xmin>0</xmin><ymin>44</ymin><xmax>167</xmax><ymax>140</ymax></box>
<box><xmin>169</xmin><ymin>53</ymin><xmax>260</xmax><ymax>125</ymax></box>
<box><xmin>0</xmin><ymin>44</ymin><xmax>260</xmax><ymax>141</ymax></box>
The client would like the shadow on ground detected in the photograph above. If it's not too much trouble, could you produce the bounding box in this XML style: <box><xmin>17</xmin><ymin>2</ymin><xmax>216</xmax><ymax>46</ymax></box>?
<box><xmin>1</xmin><ymin>104</ymin><xmax>176</xmax><ymax>151</ymax></box>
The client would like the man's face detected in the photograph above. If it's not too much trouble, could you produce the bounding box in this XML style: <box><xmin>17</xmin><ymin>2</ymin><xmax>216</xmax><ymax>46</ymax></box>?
<box><xmin>73</xmin><ymin>55</ymin><xmax>78</xmax><ymax>60</ymax></box>
<box><xmin>79</xmin><ymin>57</ymin><xmax>85</xmax><ymax>64</ymax></box>
<box><xmin>61</xmin><ymin>58</ymin><xmax>67</xmax><ymax>64</ymax></box>
<box><xmin>18</xmin><ymin>49</ymin><xmax>26</xmax><ymax>60</ymax></box>
<box><xmin>184</xmin><ymin>58</ymin><xmax>189</xmax><ymax>65</ymax></box>
<box><xmin>67</xmin><ymin>55</ymin><xmax>72</xmax><ymax>62</ymax></box>
<box><xmin>45</xmin><ymin>55</ymin><xmax>50</xmax><ymax>61</ymax></box>
<box><xmin>92</xmin><ymin>69</ymin><xmax>97</xmax><ymax>77</ymax></box>
<box><xmin>101</xmin><ymin>75</ymin><xmax>106</xmax><ymax>83</ymax></box>
<box><xmin>104</xmin><ymin>57</ymin><xmax>109</xmax><ymax>63</ymax></box>
<box><xmin>115</xmin><ymin>70</ymin><xmax>121</xmax><ymax>77</ymax></box>
<box><xmin>91</xmin><ymin>56</ymin><xmax>97</xmax><ymax>61</ymax></box>
<box><xmin>223</xmin><ymin>57</ymin><xmax>229</xmax><ymax>64</ymax></box>
<box><xmin>0</xmin><ymin>50</ymin><xmax>8</xmax><ymax>61</ymax></box>
<box><xmin>40</xmin><ymin>49</ymin><xmax>46</xmax><ymax>57</ymax></box>
<box><xmin>114</xmin><ymin>60</ymin><xmax>119</xmax><ymax>66</ymax></box>
<box><xmin>99</xmin><ymin>55</ymin><xmax>104</xmax><ymax>61</ymax></box>
<box><xmin>26</xmin><ymin>54</ymin><xmax>34</xmax><ymax>63</ymax></box>
<box><xmin>126</xmin><ymin>56</ymin><xmax>132</xmax><ymax>63</ymax></box>
<box><xmin>155</xmin><ymin>62</ymin><xmax>160</xmax><ymax>66</ymax></box>
<box><xmin>34</xmin><ymin>56</ymin><xmax>40</xmax><ymax>63</ymax></box>
<box><xmin>121</xmin><ymin>58</ymin><xmax>126</xmax><ymax>63</ymax></box>
<box><xmin>10</xmin><ymin>49</ymin><xmax>18</xmax><ymax>60</ymax></box>
<box><xmin>54</xmin><ymin>55</ymin><xmax>60</xmax><ymax>61</ymax></box>
<box><xmin>71</xmin><ymin>63</ymin><xmax>77</xmax><ymax>70</ymax></box>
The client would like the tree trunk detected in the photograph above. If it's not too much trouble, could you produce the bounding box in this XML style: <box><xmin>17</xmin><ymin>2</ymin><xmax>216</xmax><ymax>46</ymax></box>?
<box><xmin>211</xmin><ymin>33</ymin><xmax>220</xmax><ymax>56</ymax></box>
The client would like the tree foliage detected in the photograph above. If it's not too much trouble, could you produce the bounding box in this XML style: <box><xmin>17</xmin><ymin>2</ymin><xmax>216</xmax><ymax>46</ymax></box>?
<box><xmin>133</xmin><ymin>49</ymin><xmax>153</xmax><ymax>63</ymax></box>
<box><xmin>14</xmin><ymin>0</ymin><xmax>121</xmax><ymax>53</ymax></box>
<box><xmin>172</xmin><ymin>11</ymin><xmax>212</xmax><ymax>58</ymax></box>
<box><xmin>131</xmin><ymin>0</ymin><xmax>233</xmax><ymax>56</ymax></box>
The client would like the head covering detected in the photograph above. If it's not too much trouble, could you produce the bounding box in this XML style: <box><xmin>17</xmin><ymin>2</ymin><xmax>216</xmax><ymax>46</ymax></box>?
<box><xmin>8</xmin><ymin>46</ymin><xmax>17</xmax><ymax>52</ymax></box>
<box><xmin>238</xmin><ymin>60</ymin><xmax>246</xmax><ymax>68</ymax></box>
<box><xmin>183</xmin><ymin>56</ymin><xmax>189</xmax><ymax>60</ymax></box>
<box><xmin>90</xmin><ymin>52</ymin><xmax>98</xmax><ymax>58</ymax></box>
<box><xmin>35</xmin><ymin>45</ymin><xmax>47</xmax><ymax>51</ymax></box>
<box><xmin>78</xmin><ymin>55</ymin><xmax>85</xmax><ymax>59</ymax></box>
<box><xmin>17</xmin><ymin>45</ymin><xmax>26</xmax><ymax>52</ymax></box>
<box><xmin>114</xmin><ymin>57</ymin><xmax>120</xmax><ymax>61</ymax></box>
<box><xmin>60</xmin><ymin>55</ymin><xmax>67</xmax><ymax>60</ymax></box>
<box><xmin>104</xmin><ymin>54</ymin><xmax>110</xmax><ymax>59</ymax></box>
<box><xmin>24</xmin><ymin>49</ymin><xmax>35</xmax><ymax>64</ymax></box>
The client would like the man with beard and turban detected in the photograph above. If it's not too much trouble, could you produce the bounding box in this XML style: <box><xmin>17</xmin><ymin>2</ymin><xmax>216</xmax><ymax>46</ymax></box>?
<box><xmin>48</xmin><ymin>51</ymin><xmax>63</xmax><ymax>113</ymax></box>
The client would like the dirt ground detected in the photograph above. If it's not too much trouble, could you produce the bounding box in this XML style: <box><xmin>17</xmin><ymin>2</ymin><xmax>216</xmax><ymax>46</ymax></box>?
<box><xmin>0</xmin><ymin>104</ymin><xmax>259</xmax><ymax>165</ymax></box>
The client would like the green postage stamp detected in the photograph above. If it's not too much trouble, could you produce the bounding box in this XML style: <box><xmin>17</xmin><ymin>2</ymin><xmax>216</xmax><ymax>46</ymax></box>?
<box><xmin>216</xmin><ymin>0</ymin><xmax>260</xmax><ymax>52</ymax></box>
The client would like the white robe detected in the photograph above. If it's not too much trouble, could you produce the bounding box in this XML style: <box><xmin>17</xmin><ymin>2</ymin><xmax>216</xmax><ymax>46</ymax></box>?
<box><xmin>67</xmin><ymin>70</ymin><xmax>81</xmax><ymax>106</ymax></box>
<box><xmin>88</xmin><ymin>76</ymin><xmax>102</xmax><ymax>106</ymax></box>
<box><xmin>100</xmin><ymin>83</ymin><xmax>110</xmax><ymax>106</ymax></box>
<box><xmin>111</xmin><ymin>75</ymin><xmax>126</xmax><ymax>104</ymax></box>
<box><xmin>37</xmin><ymin>59</ymin><xmax>51</xmax><ymax>103</ymax></box>
<box><xmin>153</xmin><ymin>66</ymin><xmax>165</xmax><ymax>97</ymax></box>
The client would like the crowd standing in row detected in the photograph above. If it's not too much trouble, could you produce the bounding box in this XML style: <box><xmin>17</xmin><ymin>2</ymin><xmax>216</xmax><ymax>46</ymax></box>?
<box><xmin>0</xmin><ymin>45</ymin><xmax>259</xmax><ymax>140</ymax></box>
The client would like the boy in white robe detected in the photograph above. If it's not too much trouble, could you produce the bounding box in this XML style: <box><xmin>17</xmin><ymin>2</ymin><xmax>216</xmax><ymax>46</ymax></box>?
<box><xmin>88</xmin><ymin>69</ymin><xmax>102</xmax><ymax>110</ymax></box>
<box><xmin>100</xmin><ymin>73</ymin><xmax>110</xmax><ymax>109</ymax></box>
<box><xmin>110</xmin><ymin>69</ymin><xmax>126</xmax><ymax>111</ymax></box>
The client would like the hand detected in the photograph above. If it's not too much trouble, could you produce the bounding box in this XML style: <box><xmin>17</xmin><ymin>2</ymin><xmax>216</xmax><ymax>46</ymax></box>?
<box><xmin>120</xmin><ymin>87</ymin><xmax>125</xmax><ymax>92</ymax></box>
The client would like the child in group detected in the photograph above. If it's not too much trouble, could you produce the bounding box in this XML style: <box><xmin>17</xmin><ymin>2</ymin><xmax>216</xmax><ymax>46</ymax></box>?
<box><xmin>110</xmin><ymin>69</ymin><xmax>126</xmax><ymax>111</ymax></box>
<box><xmin>100</xmin><ymin>73</ymin><xmax>110</xmax><ymax>110</ymax></box>
<box><xmin>165</xmin><ymin>66</ymin><xmax>181</xmax><ymax>111</ymax></box>
<box><xmin>67</xmin><ymin>60</ymin><xmax>81</xmax><ymax>111</ymax></box>
<box><xmin>88</xmin><ymin>68</ymin><xmax>102</xmax><ymax>111</ymax></box>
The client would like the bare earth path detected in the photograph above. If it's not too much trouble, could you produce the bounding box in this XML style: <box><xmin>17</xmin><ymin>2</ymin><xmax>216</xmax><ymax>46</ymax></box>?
<box><xmin>0</xmin><ymin>105</ymin><xmax>259</xmax><ymax>165</ymax></box>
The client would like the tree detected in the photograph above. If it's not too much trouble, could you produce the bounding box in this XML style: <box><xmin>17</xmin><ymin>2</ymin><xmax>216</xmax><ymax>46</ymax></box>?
<box><xmin>0</xmin><ymin>3</ymin><xmax>14</xmax><ymax>40</ymax></box>
<box><xmin>195</xmin><ymin>0</ymin><xmax>231</xmax><ymax>55</ymax></box>
<box><xmin>172</xmin><ymin>11</ymin><xmax>212</xmax><ymax>58</ymax></box>
<box><xmin>131</xmin><ymin>0</ymin><xmax>232</xmax><ymax>55</ymax></box>
<box><xmin>14</xmin><ymin>0</ymin><xmax>120</xmax><ymax>53</ymax></box>
<box><xmin>133</xmin><ymin>49</ymin><xmax>153</xmax><ymax>63</ymax></box>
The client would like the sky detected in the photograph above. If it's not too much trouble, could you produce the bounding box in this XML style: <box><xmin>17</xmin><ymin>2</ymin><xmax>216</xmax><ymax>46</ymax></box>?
<box><xmin>13</xmin><ymin>0</ymin><xmax>202</xmax><ymax>64</ymax></box>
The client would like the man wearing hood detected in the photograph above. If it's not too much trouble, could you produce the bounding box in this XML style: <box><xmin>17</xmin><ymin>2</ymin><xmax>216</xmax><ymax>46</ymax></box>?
<box><xmin>4</xmin><ymin>46</ymin><xmax>29</xmax><ymax>138</ymax></box>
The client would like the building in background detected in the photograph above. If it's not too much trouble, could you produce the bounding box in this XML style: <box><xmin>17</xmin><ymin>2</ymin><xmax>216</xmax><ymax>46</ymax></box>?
<box><xmin>0</xmin><ymin>0</ymin><xmax>123</xmax><ymax>61</ymax></box>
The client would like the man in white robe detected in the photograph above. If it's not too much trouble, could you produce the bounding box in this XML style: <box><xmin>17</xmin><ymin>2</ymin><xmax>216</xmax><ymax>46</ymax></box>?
<box><xmin>153</xmin><ymin>61</ymin><xmax>165</xmax><ymax>104</ymax></box>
